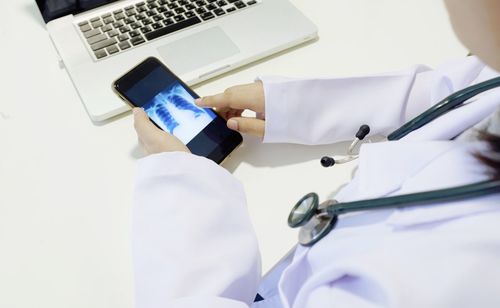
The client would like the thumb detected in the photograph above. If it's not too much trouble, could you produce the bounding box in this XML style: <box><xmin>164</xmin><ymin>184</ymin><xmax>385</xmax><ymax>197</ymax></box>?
<box><xmin>227</xmin><ymin>117</ymin><xmax>265</xmax><ymax>138</ymax></box>
<box><xmin>133</xmin><ymin>108</ymin><xmax>159</xmax><ymax>139</ymax></box>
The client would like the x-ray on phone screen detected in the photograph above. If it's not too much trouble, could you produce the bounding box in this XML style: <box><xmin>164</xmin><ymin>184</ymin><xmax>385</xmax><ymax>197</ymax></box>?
<box><xmin>124</xmin><ymin>67</ymin><xmax>217</xmax><ymax>144</ymax></box>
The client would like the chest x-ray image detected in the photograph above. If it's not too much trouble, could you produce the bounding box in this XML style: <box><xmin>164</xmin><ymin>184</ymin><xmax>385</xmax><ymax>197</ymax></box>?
<box><xmin>143</xmin><ymin>83</ymin><xmax>216</xmax><ymax>144</ymax></box>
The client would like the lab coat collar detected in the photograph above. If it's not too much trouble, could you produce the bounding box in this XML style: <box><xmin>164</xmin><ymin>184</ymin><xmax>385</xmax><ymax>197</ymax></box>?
<box><xmin>336</xmin><ymin>140</ymin><xmax>499</xmax><ymax>227</ymax></box>
<box><xmin>338</xmin><ymin>140</ymin><xmax>458</xmax><ymax>201</ymax></box>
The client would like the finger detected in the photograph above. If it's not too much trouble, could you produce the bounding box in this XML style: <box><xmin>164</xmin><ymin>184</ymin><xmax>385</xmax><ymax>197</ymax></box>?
<box><xmin>227</xmin><ymin>117</ymin><xmax>265</xmax><ymax>138</ymax></box>
<box><xmin>133</xmin><ymin>108</ymin><xmax>161</xmax><ymax>141</ymax></box>
<box><xmin>196</xmin><ymin>83</ymin><xmax>264</xmax><ymax>112</ymax></box>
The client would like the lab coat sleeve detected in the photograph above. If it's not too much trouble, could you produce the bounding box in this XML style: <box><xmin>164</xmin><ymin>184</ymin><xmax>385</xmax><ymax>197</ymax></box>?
<box><xmin>132</xmin><ymin>152</ymin><xmax>261</xmax><ymax>308</ymax></box>
<box><xmin>259</xmin><ymin>57</ymin><xmax>486</xmax><ymax>144</ymax></box>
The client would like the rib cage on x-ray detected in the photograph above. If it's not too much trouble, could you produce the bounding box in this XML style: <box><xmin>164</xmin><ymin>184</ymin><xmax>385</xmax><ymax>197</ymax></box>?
<box><xmin>152</xmin><ymin>85</ymin><xmax>204</xmax><ymax>133</ymax></box>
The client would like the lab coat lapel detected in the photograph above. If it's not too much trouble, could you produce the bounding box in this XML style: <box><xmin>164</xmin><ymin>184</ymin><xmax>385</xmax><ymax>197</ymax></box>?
<box><xmin>342</xmin><ymin>141</ymin><xmax>457</xmax><ymax>201</ymax></box>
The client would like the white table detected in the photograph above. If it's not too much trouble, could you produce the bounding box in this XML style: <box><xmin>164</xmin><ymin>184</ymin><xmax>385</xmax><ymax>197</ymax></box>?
<box><xmin>0</xmin><ymin>1</ymin><xmax>466</xmax><ymax>307</ymax></box>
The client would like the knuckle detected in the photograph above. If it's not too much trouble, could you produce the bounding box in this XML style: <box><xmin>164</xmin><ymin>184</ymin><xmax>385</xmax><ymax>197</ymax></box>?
<box><xmin>223</xmin><ymin>86</ymin><xmax>237</xmax><ymax>100</ymax></box>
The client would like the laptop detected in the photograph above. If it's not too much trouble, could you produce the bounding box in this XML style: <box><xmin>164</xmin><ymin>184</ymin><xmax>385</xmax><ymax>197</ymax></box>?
<box><xmin>36</xmin><ymin>0</ymin><xmax>318</xmax><ymax>122</ymax></box>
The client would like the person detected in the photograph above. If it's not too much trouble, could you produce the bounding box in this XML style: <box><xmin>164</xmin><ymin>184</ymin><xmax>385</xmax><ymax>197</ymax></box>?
<box><xmin>131</xmin><ymin>0</ymin><xmax>500</xmax><ymax>307</ymax></box>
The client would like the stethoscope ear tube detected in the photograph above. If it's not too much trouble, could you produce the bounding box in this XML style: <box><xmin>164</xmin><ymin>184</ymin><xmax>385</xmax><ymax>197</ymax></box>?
<box><xmin>388</xmin><ymin>76</ymin><xmax>500</xmax><ymax>141</ymax></box>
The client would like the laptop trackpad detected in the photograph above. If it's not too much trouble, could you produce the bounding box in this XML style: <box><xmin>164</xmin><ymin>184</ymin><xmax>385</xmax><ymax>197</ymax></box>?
<box><xmin>157</xmin><ymin>27</ymin><xmax>240</xmax><ymax>76</ymax></box>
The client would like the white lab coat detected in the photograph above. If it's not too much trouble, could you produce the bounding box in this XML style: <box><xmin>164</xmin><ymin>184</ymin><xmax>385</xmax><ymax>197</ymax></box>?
<box><xmin>133</xmin><ymin>56</ymin><xmax>500</xmax><ymax>308</ymax></box>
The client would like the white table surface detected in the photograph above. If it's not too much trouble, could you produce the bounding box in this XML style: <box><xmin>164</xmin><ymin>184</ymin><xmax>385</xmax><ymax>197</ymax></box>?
<box><xmin>0</xmin><ymin>1</ymin><xmax>466</xmax><ymax>307</ymax></box>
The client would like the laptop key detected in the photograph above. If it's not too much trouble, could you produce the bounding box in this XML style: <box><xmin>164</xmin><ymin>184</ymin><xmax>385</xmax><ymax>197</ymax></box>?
<box><xmin>216</xmin><ymin>0</ymin><xmax>227</xmax><ymax>6</ymax></box>
<box><xmin>153</xmin><ymin>15</ymin><xmax>164</xmax><ymax>21</ymax></box>
<box><xmin>131</xmin><ymin>22</ymin><xmax>141</xmax><ymax>29</ymax></box>
<box><xmin>118</xmin><ymin>34</ymin><xmax>129</xmax><ymax>41</ymax></box>
<box><xmin>113</xmin><ymin>21</ymin><xmax>124</xmax><ymax>28</ymax></box>
<box><xmin>113</xmin><ymin>9</ymin><xmax>123</xmax><ymax>14</ymax></box>
<box><xmin>164</xmin><ymin>11</ymin><xmax>174</xmax><ymax>18</ymax></box>
<box><xmin>185</xmin><ymin>4</ymin><xmax>196</xmax><ymax>10</ymax></box>
<box><xmin>140</xmin><ymin>26</ymin><xmax>152</xmax><ymax>34</ymax></box>
<box><xmin>195</xmin><ymin>7</ymin><xmax>206</xmax><ymax>14</ymax></box>
<box><xmin>92</xmin><ymin>20</ymin><xmax>104</xmax><ymax>28</ymax></box>
<box><xmin>200</xmin><ymin>11</ymin><xmax>214</xmax><ymax>20</ymax></box>
<box><xmin>164</xmin><ymin>18</ymin><xmax>174</xmax><ymax>25</ymax></box>
<box><xmin>107</xmin><ymin>45</ymin><xmax>120</xmax><ymax>54</ymax></box>
<box><xmin>143</xmin><ymin>18</ymin><xmax>153</xmax><ymax>25</ymax></box>
<box><xmin>145</xmin><ymin>16</ymin><xmax>202</xmax><ymax>41</ymax></box>
<box><xmin>108</xmin><ymin>30</ymin><xmax>119</xmax><ymax>37</ymax></box>
<box><xmin>94</xmin><ymin>49</ymin><xmax>107</xmax><ymax>59</ymax></box>
<box><xmin>87</xmin><ymin>33</ymin><xmax>107</xmax><ymax>45</ymax></box>
<box><xmin>175</xmin><ymin>7</ymin><xmax>186</xmax><ymax>13</ymax></box>
<box><xmin>130</xmin><ymin>30</ymin><xmax>141</xmax><ymax>37</ymax></box>
<box><xmin>102</xmin><ymin>24</ymin><xmax>113</xmax><ymax>32</ymax></box>
<box><xmin>247</xmin><ymin>0</ymin><xmax>257</xmax><ymax>5</ymax></box>
<box><xmin>119</xmin><ymin>41</ymin><xmax>131</xmax><ymax>50</ymax></box>
<box><xmin>115</xmin><ymin>12</ymin><xmax>126</xmax><ymax>20</ymax></box>
<box><xmin>136</xmin><ymin>1</ymin><xmax>146</xmax><ymax>6</ymax></box>
<box><xmin>185</xmin><ymin>11</ymin><xmax>195</xmax><ymax>18</ymax></box>
<box><xmin>102</xmin><ymin>13</ymin><xmax>112</xmax><ymax>18</ymax></box>
<box><xmin>125</xmin><ymin>17</ymin><xmax>135</xmax><ymax>24</ymax></box>
<box><xmin>214</xmin><ymin>8</ymin><xmax>225</xmax><ymax>15</ymax></box>
<box><xmin>91</xmin><ymin>38</ymin><xmax>117</xmax><ymax>51</ymax></box>
<box><xmin>131</xmin><ymin>37</ymin><xmax>146</xmax><ymax>46</ymax></box>
<box><xmin>103</xmin><ymin>17</ymin><xmax>114</xmax><ymax>24</ymax></box>
<box><xmin>226</xmin><ymin>7</ymin><xmax>236</xmax><ymax>12</ymax></box>
<box><xmin>78</xmin><ymin>21</ymin><xmax>89</xmax><ymax>27</ymax></box>
<box><xmin>119</xmin><ymin>26</ymin><xmax>131</xmax><ymax>33</ymax></box>
<box><xmin>152</xmin><ymin>22</ymin><xmax>163</xmax><ymax>30</ymax></box>
<box><xmin>206</xmin><ymin>4</ymin><xmax>217</xmax><ymax>10</ymax></box>
<box><xmin>174</xmin><ymin>15</ymin><xmax>185</xmax><ymax>22</ymax></box>
<box><xmin>90</xmin><ymin>17</ymin><xmax>100</xmax><ymax>22</ymax></box>
<box><xmin>126</xmin><ymin>10</ymin><xmax>137</xmax><ymax>17</ymax></box>
<box><xmin>234</xmin><ymin>1</ymin><xmax>245</xmax><ymax>8</ymax></box>
<box><xmin>84</xmin><ymin>28</ymin><xmax>101</xmax><ymax>38</ymax></box>
<box><xmin>146</xmin><ymin>10</ymin><xmax>157</xmax><ymax>16</ymax></box>
<box><xmin>80</xmin><ymin>23</ymin><xmax>92</xmax><ymax>32</ymax></box>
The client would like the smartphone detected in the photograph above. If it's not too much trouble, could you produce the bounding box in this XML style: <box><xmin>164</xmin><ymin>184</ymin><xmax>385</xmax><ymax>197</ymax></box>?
<box><xmin>113</xmin><ymin>57</ymin><xmax>242</xmax><ymax>164</ymax></box>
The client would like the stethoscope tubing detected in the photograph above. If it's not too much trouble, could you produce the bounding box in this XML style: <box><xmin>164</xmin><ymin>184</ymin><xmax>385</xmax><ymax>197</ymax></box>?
<box><xmin>387</xmin><ymin>76</ymin><xmax>500</xmax><ymax>141</ymax></box>
<box><xmin>327</xmin><ymin>180</ymin><xmax>500</xmax><ymax>217</ymax></box>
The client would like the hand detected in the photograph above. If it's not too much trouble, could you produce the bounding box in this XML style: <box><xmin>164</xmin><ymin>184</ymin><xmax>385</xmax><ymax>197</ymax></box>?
<box><xmin>133</xmin><ymin>108</ymin><xmax>190</xmax><ymax>155</ymax></box>
<box><xmin>195</xmin><ymin>81</ymin><xmax>265</xmax><ymax>138</ymax></box>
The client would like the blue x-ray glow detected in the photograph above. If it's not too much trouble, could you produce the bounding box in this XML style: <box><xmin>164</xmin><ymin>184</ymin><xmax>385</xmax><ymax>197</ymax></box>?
<box><xmin>143</xmin><ymin>83</ymin><xmax>216</xmax><ymax>144</ymax></box>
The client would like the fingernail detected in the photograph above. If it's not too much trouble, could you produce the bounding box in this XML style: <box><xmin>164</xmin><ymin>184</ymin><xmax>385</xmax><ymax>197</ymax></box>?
<box><xmin>195</xmin><ymin>98</ymin><xmax>203</xmax><ymax>106</ymax></box>
<box><xmin>133</xmin><ymin>108</ymin><xmax>140</xmax><ymax>115</ymax></box>
<box><xmin>227</xmin><ymin>119</ymin><xmax>238</xmax><ymax>131</ymax></box>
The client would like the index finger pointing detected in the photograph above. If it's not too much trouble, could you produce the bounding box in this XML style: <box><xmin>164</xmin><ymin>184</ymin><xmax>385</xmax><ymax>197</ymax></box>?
<box><xmin>195</xmin><ymin>83</ymin><xmax>264</xmax><ymax>112</ymax></box>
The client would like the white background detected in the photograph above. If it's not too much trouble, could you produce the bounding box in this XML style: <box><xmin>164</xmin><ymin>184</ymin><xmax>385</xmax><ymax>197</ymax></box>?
<box><xmin>0</xmin><ymin>1</ymin><xmax>466</xmax><ymax>307</ymax></box>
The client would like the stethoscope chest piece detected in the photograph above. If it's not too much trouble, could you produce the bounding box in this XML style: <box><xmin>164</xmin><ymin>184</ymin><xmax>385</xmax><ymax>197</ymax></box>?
<box><xmin>288</xmin><ymin>193</ymin><xmax>338</xmax><ymax>246</ymax></box>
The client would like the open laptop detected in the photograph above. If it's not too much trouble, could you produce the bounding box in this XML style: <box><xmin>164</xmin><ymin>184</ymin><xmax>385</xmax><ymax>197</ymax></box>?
<box><xmin>37</xmin><ymin>0</ymin><xmax>318</xmax><ymax>122</ymax></box>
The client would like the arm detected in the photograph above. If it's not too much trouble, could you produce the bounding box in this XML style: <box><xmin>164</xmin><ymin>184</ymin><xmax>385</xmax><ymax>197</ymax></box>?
<box><xmin>133</xmin><ymin>152</ymin><xmax>261</xmax><ymax>308</ymax></box>
<box><xmin>196</xmin><ymin>56</ymin><xmax>485</xmax><ymax>145</ymax></box>
<box><xmin>260</xmin><ymin>57</ymin><xmax>485</xmax><ymax>144</ymax></box>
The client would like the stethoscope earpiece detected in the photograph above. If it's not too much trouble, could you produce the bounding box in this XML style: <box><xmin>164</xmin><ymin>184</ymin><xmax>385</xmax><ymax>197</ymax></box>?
<box><xmin>320</xmin><ymin>156</ymin><xmax>335</xmax><ymax>168</ymax></box>
<box><xmin>320</xmin><ymin>124</ymin><xmax>371</xmax><ymax>168</ymax></box>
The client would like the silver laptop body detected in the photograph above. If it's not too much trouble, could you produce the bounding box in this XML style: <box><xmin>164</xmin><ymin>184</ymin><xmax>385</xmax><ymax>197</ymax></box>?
<box><xmin>44</xmin><ymin>0</ymin><xmax>318</xmax><ymax>121</ymax></box>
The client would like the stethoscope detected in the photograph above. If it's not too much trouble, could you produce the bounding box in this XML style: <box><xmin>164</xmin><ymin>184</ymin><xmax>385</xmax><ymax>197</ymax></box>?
<box><xmin>288</xmin><ymin>76</ymin><xmax>500</xmax><ymax>246</ymax></box>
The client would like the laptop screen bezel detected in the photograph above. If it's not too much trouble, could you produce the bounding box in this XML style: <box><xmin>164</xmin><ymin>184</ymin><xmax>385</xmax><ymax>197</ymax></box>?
<box><xmin>36</xmin><ymin>0</ymin><xmax>121</xmax><ymax>23</ymax></box>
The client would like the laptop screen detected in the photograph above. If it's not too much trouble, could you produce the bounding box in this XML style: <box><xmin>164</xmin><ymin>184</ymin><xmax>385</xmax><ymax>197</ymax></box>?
<box><xmin>36</xmin><ymin>0</ymin><xmax>119</xmax><ymax>23</ymax></box>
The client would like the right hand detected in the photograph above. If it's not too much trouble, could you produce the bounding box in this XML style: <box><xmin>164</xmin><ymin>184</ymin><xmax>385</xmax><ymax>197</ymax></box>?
<box><xmin>195</xmin><ymin>81</ymin><xmax>265</xmax><ymax>138</ymax></box>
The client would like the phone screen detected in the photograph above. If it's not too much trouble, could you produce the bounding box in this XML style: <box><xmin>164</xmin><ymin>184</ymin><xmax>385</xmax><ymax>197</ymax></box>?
<box><xmin>125</xmin><ymin>66</ymin><xmax>217</xmax><ymax>144</ymax></box>
<box><xmin>114</xmin><ymin>58</ymin><xmax>242</xmax><ymax>163</ymax></box>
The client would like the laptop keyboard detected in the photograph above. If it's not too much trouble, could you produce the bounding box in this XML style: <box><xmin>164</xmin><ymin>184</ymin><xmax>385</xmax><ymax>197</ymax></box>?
<box><xmin>77</xmin><ymin>0</ymin><xmax>260</xmax><ymax>60</ymax></box>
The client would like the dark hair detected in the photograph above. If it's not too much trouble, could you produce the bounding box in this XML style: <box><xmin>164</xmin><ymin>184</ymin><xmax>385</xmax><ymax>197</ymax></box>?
<box><xmin>477</xmin><ymin>132</ymin><xmax>500</xmax><ymax>180</ymax></box>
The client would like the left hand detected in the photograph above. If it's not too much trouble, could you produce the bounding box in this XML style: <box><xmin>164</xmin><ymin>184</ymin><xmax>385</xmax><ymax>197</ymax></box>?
<box><xmin>133</xmin><ymin>108</ymin><xmax>190</xmax><ymax>155</ymax></box>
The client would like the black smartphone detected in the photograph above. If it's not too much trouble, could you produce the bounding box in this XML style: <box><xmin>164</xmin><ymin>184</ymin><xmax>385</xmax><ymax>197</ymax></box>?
<box><xmin>113</xmin><ymin>57</ymin><xmax>242</xmax><ymax>164</ymax></box>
